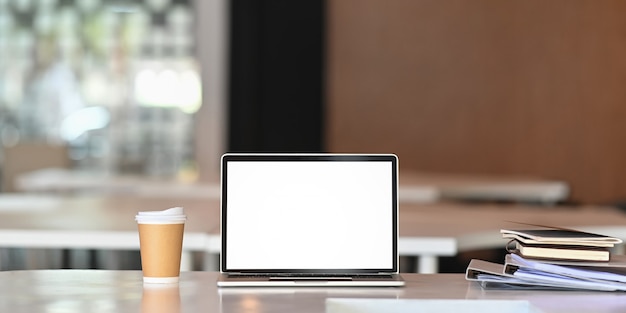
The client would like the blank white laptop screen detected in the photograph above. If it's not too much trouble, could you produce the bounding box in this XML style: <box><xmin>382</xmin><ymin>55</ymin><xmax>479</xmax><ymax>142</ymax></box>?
<box><xmin>222</xmin><ymin>154</ymin><xmax>397</xmax><ymax>273</ymax></box>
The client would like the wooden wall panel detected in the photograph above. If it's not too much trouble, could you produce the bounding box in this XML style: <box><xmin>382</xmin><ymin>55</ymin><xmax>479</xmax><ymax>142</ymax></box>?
<box><xmin>326</xmin><ymin>0</ymin><xmax>626</xmax><ymax>204</ymax></box>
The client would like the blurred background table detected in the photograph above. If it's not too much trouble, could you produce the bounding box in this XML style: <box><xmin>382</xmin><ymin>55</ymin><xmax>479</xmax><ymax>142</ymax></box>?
<box><xmin>0</xmin><ymin>193</ymin><xmax>458</xmax><ymax>273</ymax></box>
<box><xmin>16</xmin><ymin>168</ymin><xmax>569</xmax><ymax>204</ymax></box>
<box><xmin>400</xmin><ymin>171</ymin><xmax>569</xmax><ymax>204</ymax></box>
<box><xmin>1</xmin><ymin>192</ymin><xmax>624</xmax><ymax>274</ymax></box>
<box><xmin>0</xmin><ymin>194</ymin><xmax>220</xmax><ymax>271</ymax></box>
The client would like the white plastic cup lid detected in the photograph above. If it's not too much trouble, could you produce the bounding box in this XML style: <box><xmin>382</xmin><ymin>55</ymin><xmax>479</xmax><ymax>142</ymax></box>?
<box><xmin>135</xmin><ymin>207</ymin><xmax>187</xmax><ymax>223</ymax></box>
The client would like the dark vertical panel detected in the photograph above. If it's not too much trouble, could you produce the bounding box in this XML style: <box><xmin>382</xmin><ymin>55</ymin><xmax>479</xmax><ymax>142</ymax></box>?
<box><xmin>229</xmin><ymin>0</ymin><xmax>325</xmax><ymax>152</ymax></box>
<box><xmin>228</xmin><ymin>0</ymin><xmax>264</xmax><ymax>151</ymax></box>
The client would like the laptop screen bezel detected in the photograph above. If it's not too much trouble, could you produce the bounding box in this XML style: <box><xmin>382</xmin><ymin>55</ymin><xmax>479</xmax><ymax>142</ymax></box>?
<box><xmin>220</xmin><ymin>153</ymin><xmax>399</xmax><ymax>274</ymax></box>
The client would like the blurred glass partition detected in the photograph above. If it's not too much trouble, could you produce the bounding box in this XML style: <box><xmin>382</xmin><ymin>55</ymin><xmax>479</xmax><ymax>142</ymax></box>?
<box><xmin>0</xmin><ymin>0</ymin><xmax>203</xmax><ymax>182</ymax></box>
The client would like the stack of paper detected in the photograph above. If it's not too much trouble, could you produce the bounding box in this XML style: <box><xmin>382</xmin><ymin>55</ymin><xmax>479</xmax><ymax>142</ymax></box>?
<box><xmin>466</xmin><ymin>227</ymin><xmax>626</xmax><ymax>291</ymax></box>
<box><xmin>466</xmin><ymin>254</ymin><xmax>626</xmax><ymax>291</ymax></box>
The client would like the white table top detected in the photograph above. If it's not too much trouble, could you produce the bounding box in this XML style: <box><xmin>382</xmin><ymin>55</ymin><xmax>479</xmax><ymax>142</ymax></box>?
<box><xmin>0</xmin><ymin>270</ymin><xmax>624</xmax><ymax>313</ymax></box>
<box><xmin>399</xmin><ymin>202</ymin><xmax>626</xmax><ymax>252</ymax></box>
<box><xmin>400</xmin><ymin>172</ymin><xmax>569</xmax><ymax>204</ymax></box>
<box><xmin>0</xmin><ymin>194</ymin><xmax>456</xmax><ymax>274</ymax></box>
<box><xmin>15</xmin><ymin>168</ymin><xmax>221</xmax><ymax>198</ymax></box>
<box><xmin>0</xmin><ymin>194</ymin><xmax>220</xmax><ymax>251</ymax></box>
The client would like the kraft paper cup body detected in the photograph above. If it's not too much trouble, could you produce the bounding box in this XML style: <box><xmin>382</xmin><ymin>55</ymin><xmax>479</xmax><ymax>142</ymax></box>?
<box><xmin>136</xmin><ymin>207</ymin><xmax>187</xmax><ymax>284</ymax></box>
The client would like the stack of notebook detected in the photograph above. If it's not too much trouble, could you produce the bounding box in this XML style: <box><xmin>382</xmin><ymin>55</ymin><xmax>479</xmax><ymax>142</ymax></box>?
<box><xmin>501</xmin><ymin>228</ymin><xmax>621</xmax><ymax>262</ymax></box>
<box><xmin>466</xmin><ymin>226</ymin><xmax>626</xmax><ymax>291</ymax></box>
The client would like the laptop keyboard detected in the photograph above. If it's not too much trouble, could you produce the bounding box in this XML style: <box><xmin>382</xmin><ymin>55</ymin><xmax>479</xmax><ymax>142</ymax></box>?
<box><xmin>228</xmin><ymin>273</ymin><xmax>394</xmax><ymax>279</ymax></box>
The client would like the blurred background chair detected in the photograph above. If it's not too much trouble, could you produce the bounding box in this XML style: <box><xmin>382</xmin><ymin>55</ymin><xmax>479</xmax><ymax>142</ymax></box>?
<box><xmin>1</xmin><ymin>142</ymin><xmax>70</xmax><ymax>193</ymax></box>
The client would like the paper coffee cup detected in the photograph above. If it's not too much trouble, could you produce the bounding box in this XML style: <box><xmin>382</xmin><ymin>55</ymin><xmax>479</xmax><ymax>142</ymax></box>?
<box><xmin>136</xmin><ymin>207</ymin><xmax>187</xmax><ymax>284</ymax></box>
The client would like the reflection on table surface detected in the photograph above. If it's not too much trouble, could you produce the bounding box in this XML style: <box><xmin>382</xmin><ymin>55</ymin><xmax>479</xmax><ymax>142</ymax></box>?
<box><xmin>0</xmin><ymin>270</ymin><xmax>624</xmax><ymax>313</ymax></box>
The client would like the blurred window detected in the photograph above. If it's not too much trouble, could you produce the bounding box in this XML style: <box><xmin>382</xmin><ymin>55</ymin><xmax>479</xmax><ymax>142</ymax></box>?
<box><xmin>0</xmin><ymin>0</ymin><xmax>201</xmax><ymax>178</ymax></box>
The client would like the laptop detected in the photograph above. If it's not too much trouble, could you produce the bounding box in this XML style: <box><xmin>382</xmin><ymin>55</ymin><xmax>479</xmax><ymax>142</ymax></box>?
<box><xmin>217</xmin><ymin>153</ymin><xmax>405</xmax><ymax>287</ymax></box>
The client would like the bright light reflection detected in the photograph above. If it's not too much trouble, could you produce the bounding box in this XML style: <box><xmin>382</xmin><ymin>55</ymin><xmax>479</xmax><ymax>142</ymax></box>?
<box><xmin>134</xmin><ymin>68</ymin><xmax>202</xmax><ymax>113</ymax></box>
<box><xmin>158</xmin><ymin>69</ymin><xmax>178</xmax><ymax>105</ymax></box>
<box><xmin>240</xmin><ymin>295</ymin><xmax>261</xmax><ymax>312</ymax></box>
<box><xmin>46</xmin><ymin>299</ymin><xmax>81</xmax><ymax>313</ymax></box>
<box><xmin>179</xmin><ymin>69</ymin><xmax>201</xmax><ymax>112</ymax></box>
<box><xmin>135</xmin><ymin>69</ymin><xmax>157</xmax><ymax>103</ymax></box>
<box><xmin>60</xmin><ymin>106</ymin><xmax>110</xmax><ymax>141</ymax></box>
